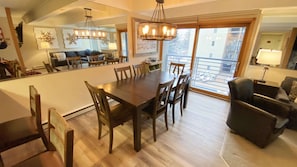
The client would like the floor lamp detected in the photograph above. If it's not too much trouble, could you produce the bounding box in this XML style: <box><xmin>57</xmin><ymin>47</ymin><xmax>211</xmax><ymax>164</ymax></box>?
<box><xmin>40</xmin><ymin>42</ymin><xmax>51</xmax><ymax>64</ymax></box>
<box><xmin>256</xmin><ymin>49</ymin><xmax>282</xmax><ymax>83</ymax></box>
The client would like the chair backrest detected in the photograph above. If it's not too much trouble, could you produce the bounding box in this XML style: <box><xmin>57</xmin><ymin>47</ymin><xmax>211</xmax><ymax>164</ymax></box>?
<box><xmin>84</xmin><ymin>81</ymin><xmax>112</xmax><ymax>125</ymax></box>
<box><xmin>153</xmin><ymin>79</ymin><xmax>174</xmax><ymax>116</ymax></box>
<box><xmin>169</xmin><ymin>62</ymin><xmax>185</xmax><ymax>75</ymax></box>
<box><xmin>66</xmin><ymin>56</ymin><xmax>82</xmax><ymax>69</ymax></box>
<box><xmin>173</xmin><ymin>74</ymin><xmax>189</xmax><ymax>99</ymax></box>
<box><xmin>132</xmin><ymin>63</ymin><xmax>147</xmax><ymax>76</ymax></box>
<box><xmin>48</xmin><ymin>108</ymin><xmax>74</xmax><ymax>167</ymax></box>
<box><xmin>119</xmin><ymin>55</ymin><xmax>127</xmax><ymax>63</ymax></box>
<box><xmin>114</xmin><ymin>66</ymin><xmax>133</xmax><ymax>81</ymax></box>
<box><xmin>228</xmin><ymin>78</ymin><xmax>254</xmax><ymax>103</ymax></box>
<box><xmin>87</xmin><ymin>55</ymin><xmax>99</xmax><ymax>62</ymax></box>
<box><xmin>43</xmin><ymin>61</ymin><xmax>54</xmax><ymax>73</ymax></box>
<box><xmin>29</xmin><ymin>85</ymin><xmax>48</xmax><ymax>149</ymax></box>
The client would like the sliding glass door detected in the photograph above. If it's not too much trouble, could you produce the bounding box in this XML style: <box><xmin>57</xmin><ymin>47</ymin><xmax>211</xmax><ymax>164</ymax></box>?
<box><xmin>162</xmin><ymin>23</ymin><xmax>249</xmax><ymax>98</ymax></box>
<box><xmin>162</xmin><ymin>28</ymin><xmax>196</xmax><ymax>73</ymax></box>
<box><xmin>191</xmin><ymin>27</ymin><xmax>246</xmax><ymax>96</ymax></box>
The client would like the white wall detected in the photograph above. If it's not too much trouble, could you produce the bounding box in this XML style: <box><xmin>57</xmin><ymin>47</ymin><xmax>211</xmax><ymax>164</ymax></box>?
<box><xmin>244</xmin><ymin>65</ymin><xmax>297</xmax><ymax>85</ymax></box>
<box><xmin>0</xmin><ymin>57</ymin><xmax>147</xmax><ymax>123</ymax></box>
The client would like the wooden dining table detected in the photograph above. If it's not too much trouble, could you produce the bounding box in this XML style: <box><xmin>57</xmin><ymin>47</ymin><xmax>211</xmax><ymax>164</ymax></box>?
<box><xmin>97</xmin><ymin>70</ymin><xmax>189</xmax><ymax>152</ymax></box>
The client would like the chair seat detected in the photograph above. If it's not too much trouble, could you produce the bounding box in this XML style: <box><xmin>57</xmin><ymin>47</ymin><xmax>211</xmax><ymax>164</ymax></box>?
<box><xmin>110</xmin><ymin>103</ymin><xmax>133</xmax><ymax>126</ymax></box>
<box><xmin>13</xmin><ymin>151</ymin><xmax>63</xmax><ymax>167</ymax></box>
<box><xmin>0</xmin><ymin>116</ymin><xmax>39</xmax><ymax>151</ymax></box>
<box><xmin>142</xmin><ymin>103</ymin><xmax>166</xmax><ymax>116</ymax></box>
<box><xmin>168</xmin><ymin>92</ymin><xmax>182</xmax><ymax>102</ymax></box>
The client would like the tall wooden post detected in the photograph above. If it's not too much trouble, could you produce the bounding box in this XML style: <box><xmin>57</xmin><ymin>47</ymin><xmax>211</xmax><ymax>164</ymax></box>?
<box><xmin>5</xmin><ymin>8</ymin><xmax>26</xmax><ymax>73</ymax></box>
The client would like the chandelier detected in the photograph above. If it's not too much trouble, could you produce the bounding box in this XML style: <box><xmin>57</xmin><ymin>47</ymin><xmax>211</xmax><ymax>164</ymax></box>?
<box><xmin>138</xmin><ymin>0</ymin><xmax>177</xmax><ymax>41</ymax></box>
<box><xmin>74</xmin><ymin>8</ymin><xmax>106</xmax><ymax>39</ymax></box>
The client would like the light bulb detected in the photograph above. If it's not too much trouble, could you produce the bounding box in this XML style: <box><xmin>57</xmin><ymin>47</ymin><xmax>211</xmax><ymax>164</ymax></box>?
<box><xmin>163</xmin><ymin>26</ymin><xmax>168</xmax><ymax>35</ymax></box>
<box><xmin>152</xmin><ymin>29</ymin><xmax>156</xmax><ymax>36</ymax></box>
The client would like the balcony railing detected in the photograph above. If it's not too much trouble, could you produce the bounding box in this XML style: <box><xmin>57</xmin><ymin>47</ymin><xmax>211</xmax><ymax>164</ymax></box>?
<box><xmin>164</xmin><ymin>55</ymin><xmax>237</xmax><ymax>96</ymax></box>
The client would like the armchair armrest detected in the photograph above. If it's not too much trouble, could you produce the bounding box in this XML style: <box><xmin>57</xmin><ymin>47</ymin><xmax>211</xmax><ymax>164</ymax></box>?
<box><xmin>228</xmin><ymin>100</ymin><xmax>277</xmax><ymax>133</ymax></box>
<box><xmin>253</xmin><ymin>93</ymin><xmax>291</xmax><ymax>118</ymax></box>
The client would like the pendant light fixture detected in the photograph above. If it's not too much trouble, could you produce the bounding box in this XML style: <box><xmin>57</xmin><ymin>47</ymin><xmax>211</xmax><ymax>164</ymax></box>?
<box><xmin>138</xmin><ymin>0</ymin><xmax>177</xmax><ymax>41</ymax></box>
<box><xmin>74</xmin><ymin>8</ymin><xmax>106</xmax><ymax>39</ymax></box>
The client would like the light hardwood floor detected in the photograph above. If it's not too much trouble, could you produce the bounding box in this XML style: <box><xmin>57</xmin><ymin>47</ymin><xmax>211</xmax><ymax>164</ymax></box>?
<box><xmin>3</xmin><ymin>91</ymin><xmax>231</xmax><ymax>166</ymax></box>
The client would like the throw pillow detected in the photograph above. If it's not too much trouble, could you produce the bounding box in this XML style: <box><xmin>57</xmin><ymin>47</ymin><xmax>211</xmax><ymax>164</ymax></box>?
<box><xmin>53</xmin><ymin>52</ymin><xmax>66</xmax><ymax>61</ymax></box>
<box><xmin>289</xmin><ymin>80</ymin><xmax>297</xmax><ymax>102</ymax></box>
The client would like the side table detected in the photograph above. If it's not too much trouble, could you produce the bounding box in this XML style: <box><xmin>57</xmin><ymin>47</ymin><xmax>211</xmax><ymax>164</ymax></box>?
<box><xmin>253</xmin><ymin>80</ymin><xmax>279</xmax><ymax>98</ymax></box>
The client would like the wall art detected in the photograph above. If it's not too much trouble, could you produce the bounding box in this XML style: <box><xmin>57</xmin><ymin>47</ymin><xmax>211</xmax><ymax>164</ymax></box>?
<box><xmin>34</xmin><ymin>27</ymin><xmax>59</xmax><ymax>49</ymax></box>
<box><xmin>62</xmin><ymin>29</ymin><xmax>79</xmax><ymax>48</ymax></box>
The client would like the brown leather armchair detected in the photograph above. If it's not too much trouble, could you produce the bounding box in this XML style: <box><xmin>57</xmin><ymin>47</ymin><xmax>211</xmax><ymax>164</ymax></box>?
<box><xmin>227</xmin><ymin>77</ymin><xmax>291</xmax><ymax>148</ymax></box>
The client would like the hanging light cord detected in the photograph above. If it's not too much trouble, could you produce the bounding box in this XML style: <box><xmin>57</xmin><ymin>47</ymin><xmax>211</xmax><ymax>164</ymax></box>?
<box><xmin>151</xmin><ymin>0</ymin><xmax>166</xmax><ymax>23</ymax></box>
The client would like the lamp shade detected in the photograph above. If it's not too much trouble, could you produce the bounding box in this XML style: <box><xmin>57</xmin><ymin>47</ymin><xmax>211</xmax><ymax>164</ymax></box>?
<box><xmin>256</xmin><ymin>49</ymin><xmax>282</xmax><ymax>66</ymax></box>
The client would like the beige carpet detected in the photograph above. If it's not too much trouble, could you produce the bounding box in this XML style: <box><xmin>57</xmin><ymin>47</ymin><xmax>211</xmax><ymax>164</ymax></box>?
<box><xmin>221</xmin><ymin>129</ymin><xmax>297</xmax><ymax>167</ymax></box>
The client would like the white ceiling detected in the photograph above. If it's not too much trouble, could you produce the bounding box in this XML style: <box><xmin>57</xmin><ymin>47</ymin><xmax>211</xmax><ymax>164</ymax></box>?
<box><xmin>0</xmin><ymin>0</ymin><xmax>297</xmax><ymax>32</ymax></box>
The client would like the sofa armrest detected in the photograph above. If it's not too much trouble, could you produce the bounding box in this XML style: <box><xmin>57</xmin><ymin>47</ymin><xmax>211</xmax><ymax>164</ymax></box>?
<box><xmin>254</xmin><ymin>93</ymin><xmax>291</xmax><ymax>118</ymax></box>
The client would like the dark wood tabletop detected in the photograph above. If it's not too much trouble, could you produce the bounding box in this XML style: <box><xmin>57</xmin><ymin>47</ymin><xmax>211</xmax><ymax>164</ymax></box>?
<box><xmin>97</xmin><ymin>71</ymin><xmax>176</xmax><ymax>152</ymax></box>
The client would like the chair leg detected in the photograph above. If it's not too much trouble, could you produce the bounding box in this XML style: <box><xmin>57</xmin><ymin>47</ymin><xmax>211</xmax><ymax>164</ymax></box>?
<box><xmin>98</xmin><ymin>122</ymin><xmax>102</xmax><ymax>139</ymax></box>
<box><xmin>153</xmin><ymin>119</ymin><xmax>156</xmax><ymax>142</ymax></box>
<box><xmin>180</xmin><ymin>98</ymin><xmax>183</xmax><ymax>116</ymax></box>
<box><xmin>109</xmin><ymin>128</ymin><xmax>113</xmax><ymax>153</ymax></box>
<box><xmin>0</xmin><ymin>154</ymin><xmax>3</xmax><ymax>167</ymax></box>
<box><xmin>172</xmin><ymin>103</ymin><xmax>176</xmax><ymax>124</ymax></box>
<box><xmin>40</xmin><ymin>131</ymin><xmax>49</xmax><ymax>150</ymax></box>
<box><xmin>165</xmin><ymin>110</ymin><xmax>168</xmax><ymax>130</ymax></box>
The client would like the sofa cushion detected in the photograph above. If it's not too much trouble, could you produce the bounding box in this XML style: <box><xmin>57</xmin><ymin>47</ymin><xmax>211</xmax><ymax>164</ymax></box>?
<box><xmin>65</xmin><ymin>51</ymin><xmax>77</xmax><ymax>57</ymax></box>
<box><xmin>289</xmin><ymin>80</ymin><xmax>297</xmax><ymax>101</ymax></box>
<box><xmin>281</xmin><ymin>76</ymin><xmax>297</xmax><ymax>95</ymax></box>
<box><xmin>53</xmin><ymin>52</ymin><xmax>66</xmax><ymax>61</ymax></box>
<box><xmin>76</xmin><ymin>50</ymin><xmax>87</xmax><ymax>57</ymax></box>
<box><xmin>91</xmin><ymin>50</ymin><xmax>102</xmax><ymax>56</ymax></box>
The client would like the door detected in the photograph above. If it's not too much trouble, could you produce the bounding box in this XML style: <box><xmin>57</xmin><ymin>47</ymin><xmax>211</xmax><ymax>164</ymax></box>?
<box><xmin>162</xmin><ymin>23</ymin><xmax>250</xmax><ymax>99</ymax></box>
<box><xmin>191</xmin><ymin>26</ymin><xmax>246</xmax><ymax>97</ymax></box>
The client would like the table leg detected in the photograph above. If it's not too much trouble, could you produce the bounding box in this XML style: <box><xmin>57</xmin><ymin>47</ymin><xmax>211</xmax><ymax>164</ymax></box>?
<box><xmin>133</xmin><ymin>107</ymin><xmax>141</xmax><ymax>151</ymax></box>
<box><xmin>183</xmin><ymin>81</ymin><xmax>190</xmax><ymax>108</ymax></box>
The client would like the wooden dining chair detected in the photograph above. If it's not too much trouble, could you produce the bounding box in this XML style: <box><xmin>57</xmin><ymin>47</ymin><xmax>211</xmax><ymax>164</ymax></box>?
<box><xmin>43</xmin><ymin>61</ymin><xmax>60</xmax><ymax>73</ymax></box>
<box><xmin>84</xmin><ymin>81</ymin><xmax>134</xmax><ymax>153</ymax></box>
<box><xmin>66</xmin><ymin>56</ymin><xmax>82</xmax><ymax>69</ymax></box>
<box><xmin>0</xmin><ymin>85</ymin><xmax>48</xmax><ymax>167</ymax></box>
<box><xmin>119</xmin><ymin>55</ymin><xmax>128</xmax><ymax>63</ymax></box>
<box><xmin>13</xmin><ymin>108</ymin><xmax>74</xmax><ymax>167</ymax></box>
<box><xmin>141</xmin><ymin>78</ymin><xmax>174</xmax><ymax>142</ymax></box>
<box><xmin>132</xmin><ymin>63</ymin><xmax>147</xmax><ymax>76</ymax></box>
<box><xmin>168</xmin><ymin>74</ymin><xmax>189</xmax><ymax>124</ymax></box>
<box><xmin>169</xmin><ymin>62</ymin><xmax>185</xmax><ymax>75</ymax></box>
<box><xmin>87</xmin><ymin>55</ymin><xmax>105</xmax><ymax>67</ymax></box>
<box><xmin>114</xmin><ymin>65</ymin><xmax>133</xmax><ymax>81</ymax></box>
